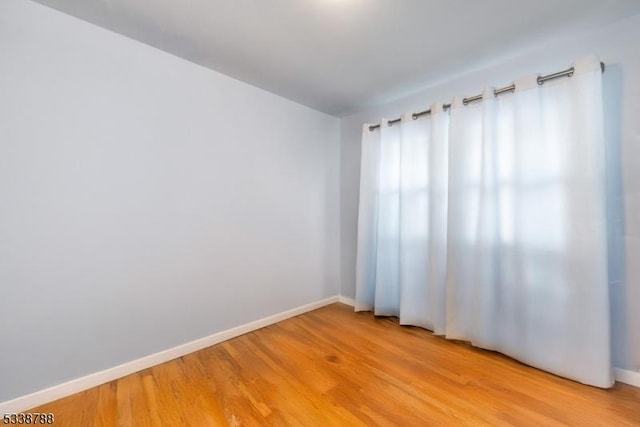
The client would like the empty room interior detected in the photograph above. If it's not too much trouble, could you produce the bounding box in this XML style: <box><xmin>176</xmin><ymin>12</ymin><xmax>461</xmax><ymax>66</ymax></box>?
<box><xmin>2</xmin><ymin>0</ymin><xmax>640</xmax><ymax>425</ymax></box>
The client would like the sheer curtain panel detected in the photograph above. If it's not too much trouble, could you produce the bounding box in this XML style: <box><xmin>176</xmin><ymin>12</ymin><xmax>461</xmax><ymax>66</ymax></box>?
<box><xmin>354</xmin><ymin>57</ymin><xmax>612</xmax><ymax>388</ymax></box>
<box><xmin>355</xmin><ymin>107</ymin><xmax>449</xmax><ymax>333</ymax></box>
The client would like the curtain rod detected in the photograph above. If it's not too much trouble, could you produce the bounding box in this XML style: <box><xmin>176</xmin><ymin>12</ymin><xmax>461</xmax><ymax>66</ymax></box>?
<box><xmin>368</xmin><ymin>61</ymin><xmax>606</xmax><ymax>131</ymax></box>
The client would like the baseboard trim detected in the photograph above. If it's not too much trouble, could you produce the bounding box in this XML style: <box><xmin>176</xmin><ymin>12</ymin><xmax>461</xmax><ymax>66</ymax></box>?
<box><xmin>614</xmin><ymin>367</ymin><xmax>640</xmax><ymax>388</ymax></box>
<box><xmin>338</xmin><ymin>295</ymin><xmax>355</xmax><ymax>306</ymax></box>
<box><xmin>3</xmin><ymin>295</ymin><xmax>635</xmax><ymax>413</ymax></box>
<box><xmin>0</xmin><ymin>296</ymin><xmax>339</xmax><ymax>414</ymax></box>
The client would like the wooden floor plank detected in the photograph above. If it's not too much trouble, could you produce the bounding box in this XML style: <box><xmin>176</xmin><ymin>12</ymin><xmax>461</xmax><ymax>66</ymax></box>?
<box><xmin>29</xmin><ymin>303</ymin><xmax>640</xmax><ymax>426</ymax></box>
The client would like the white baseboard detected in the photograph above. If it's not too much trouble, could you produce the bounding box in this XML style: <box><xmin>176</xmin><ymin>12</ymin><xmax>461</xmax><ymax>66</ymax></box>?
<box><xmin>3</xmin><ymin>295</ymin><xmax>636</xmax><ymax>414</ymax></box>
<box><xmin>338</xmin><ymin>295</ymin><xmax>355</xmax><ymax>306</ymax></box>
<box><xmin>0</xmin><ymin>296</ymin><xmax>339</xmax><ymax>414</ymax></box>
<box><xmin>614</xmin><ymin>367</ymin><xmax>640</xmax><ymax>388</ymax></box>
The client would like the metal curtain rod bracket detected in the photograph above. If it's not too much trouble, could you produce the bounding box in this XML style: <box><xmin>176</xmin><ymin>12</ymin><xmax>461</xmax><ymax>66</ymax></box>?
<box><xmin>368</xmin><ymin>61</ymin><xmax>606</xmax><ymax>131</ymax></box>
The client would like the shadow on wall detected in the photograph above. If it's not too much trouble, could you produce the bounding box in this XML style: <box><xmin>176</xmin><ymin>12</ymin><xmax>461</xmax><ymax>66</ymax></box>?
<box><xmin>602</xmin><ymin>63</ymin><xmax>629</xmax><ymax>369</ymax></box>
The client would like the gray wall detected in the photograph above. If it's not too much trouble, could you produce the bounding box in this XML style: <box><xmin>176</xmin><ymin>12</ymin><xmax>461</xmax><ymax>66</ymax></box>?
<box><xmin>0</xmin><ymin>0</ymin><xmax>340</xmax><ymax>402</ymax></box>
<box><xmin>340</xmin><ymin>15</ymin><xmax>640</xmax><ymax>373</ymax></box>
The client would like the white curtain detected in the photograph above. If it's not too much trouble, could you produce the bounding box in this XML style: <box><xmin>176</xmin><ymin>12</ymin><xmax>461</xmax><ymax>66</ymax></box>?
<box><xmin>355</xmin><ymin>57</ymin><xmax>612</xmax><ymax>388</ymax></box>
<box><xmin>355</xmin><ymin>106</ymin><xmax>449</xmax><ymax>333</ymax></box>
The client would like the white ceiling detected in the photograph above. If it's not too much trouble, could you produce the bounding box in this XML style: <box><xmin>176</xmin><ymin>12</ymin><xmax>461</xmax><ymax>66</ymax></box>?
<box><xmin>31</xmin><ymin>0</ymin><xmax>640</xmax><ymax>116</ymax></box>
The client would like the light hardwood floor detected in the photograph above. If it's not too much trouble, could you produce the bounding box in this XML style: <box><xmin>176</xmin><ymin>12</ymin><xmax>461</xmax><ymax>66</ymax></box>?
<box><xmin>31</xmin><ymin>303</ymin><xmax>639</xmax><ymax>426</ymax></box>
